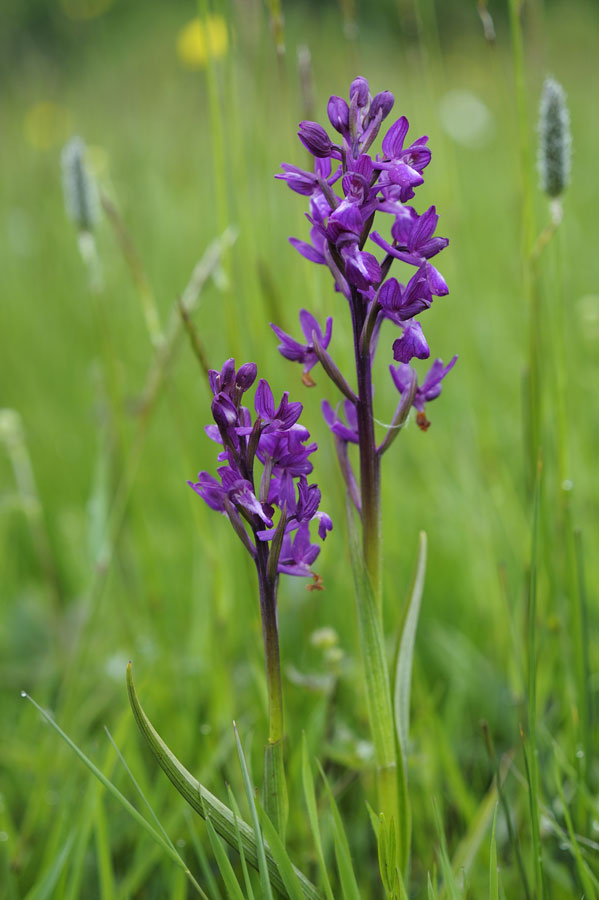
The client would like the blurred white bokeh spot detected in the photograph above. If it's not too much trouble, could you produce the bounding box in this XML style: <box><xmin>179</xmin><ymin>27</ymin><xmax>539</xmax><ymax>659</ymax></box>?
<box><xmin>577</xmin><ymin>294</ymin><xmax>599</xmax><ymax>338</ymax></box>
<box><xmin>439</xmin><ymin>89</ymin><xmax>495</xmax><ymax>148</ymax></box>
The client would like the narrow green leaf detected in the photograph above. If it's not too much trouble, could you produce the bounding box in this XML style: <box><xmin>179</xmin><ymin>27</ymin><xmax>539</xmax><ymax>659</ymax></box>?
<box><xmin>451</xmin><ymin>769</ymin><xmax>499</xmax><ymax>878</ymax></box>
<box><xmin>23</xmin><ymin>830</ymin><xmax>75</xmax><ymax>900</ymax></box>
<box><xmin>185</xmin><ymin>809</ymin><xmax>224</xmax><ymax>900</ymax></box>
<box><xmin>427</xmin><ymin>872</ymin><xmax>437</xmax><ymax>900</ymax></box>
<box><xmin>345</xmin><ymin>500</ymin><xmax>408</xmax><ymax>872</ymax></box>
<box><xmin>432</xmin><ymin>799</ymin><xmax>459</xmax><ymax>900</ymax></box>
<box><xmin>126</xmin><ymin>664</ymin><xmax>320</xmax><ymax>900</ymax></box>
<box><xmin>394</xmin><ymin>531</ymin><xmax>427</xmax><ymax>760</ymax></box>
<box><xmin>489</xmin><ymin>804</ymin><xmax>499</xmax><ymax>900</ymax></box>
<box><xmin>526</xmin><ymin>462</ymin><xmax>544</xmax><ymax>900</ymax></box>
<box><xmin>226</xmin><ymin>786</ymin><xmax>255</xmax><ymax>900</ymax></box>
<box><xmin>233</xmin><ymin>723</ymin><xmax>274</xmax><ymax>900</ymax></box>
<box><xmin>204</xmin><ymin>818</ymin><xmax>246</xmax><ymax>900</ymax></box>
<box><xmin>258</xmin><ymin>805</ymin><xmax>305</xmax><ymax>900</ymax></box>
<box><xmin>94</xmin><ymin>795</ymin><xmax>117</xmax><ymax>900</ymax></box>
<box><xmin>263</xmin><ymin>738</ymin><xmax>288</xmax><ymax>842</ymax></box>
<box><xmin>316</xmin><ymin>761</ymin><xmax>361</xmax><ymax>900</ymax></box>
<box><xmin>554</xmin><ymin>759</ymin><xmax>597</xmax><ymax>900</ymax></box>
<box><xmin>301</xmin><ymin>736</ymin><xmax>335</xmax><ymax>900</ymax></box>
<box><xmin>22</xmin><ymin>692</ymin><xmax>204</xmax><ymax>896</ymax></box>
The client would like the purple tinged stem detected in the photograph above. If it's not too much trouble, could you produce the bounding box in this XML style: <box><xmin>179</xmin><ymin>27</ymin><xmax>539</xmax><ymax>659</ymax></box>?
<box><xmin>310</xmin><ymin>331</ymin><xmax>358</xmax><ymax>403</ymax></box>
<box><xmin>359</xmin><ymin>297</ymin><xmax>382</xmax><ymax>357</ymax></box>
<box><xmin>266</xmin><ymin>507</ymin><xmax>288</xmax><ymax>582</ymax></box>
<box><xmin>224</xmin><ymin>497</ymin><xmax>257</xmax><ymax>556</ymax></box>
<box><xmin>317</xmin><ymin>176</ymin><xmax>340</xmax><ymax>211</ymax></box>
<box><xmin>377</xmin><ymin>368</ymin><xmax>418</xmax><ymax>456</ymax></box>
<box><xmin>333</xmin><ymin>434</ymin><xmax>362</xmax><ymax>514</ymax></box>
<box><xmin>349</xmin><ymin>284</ymin><xmax>382</xmax><ymax>601</ymax></box>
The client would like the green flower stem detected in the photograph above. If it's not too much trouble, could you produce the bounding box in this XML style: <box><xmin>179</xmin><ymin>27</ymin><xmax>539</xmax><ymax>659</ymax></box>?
<box><xmin>256</xmin><ymin>542</ymin><xmax>288</xmax><ymax>840</ymax></box>
<box><xmin>348</xmin><ymin>287</ymin><xmax>407</xmax><ymax>870</ymax></box>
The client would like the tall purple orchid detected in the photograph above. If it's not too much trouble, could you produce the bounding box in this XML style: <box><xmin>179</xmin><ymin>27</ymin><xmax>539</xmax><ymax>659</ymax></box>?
<box><xmin>274</xmin><ymin>76</ymin><xmax>457</xmax><ymax>869</ymax></box>
<box><xmin>188</xmin><ymin>358</ymin><xmax>331</xmax><ymax>837</ymax></box>
<box><xmin>275</xmin><ymin>77</ymin><xmax>456</xmax><ymax>586</ymax></box>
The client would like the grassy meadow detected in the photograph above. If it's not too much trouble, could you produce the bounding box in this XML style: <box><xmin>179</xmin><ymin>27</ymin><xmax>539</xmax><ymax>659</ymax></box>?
<box><xmin>1</xmin><ymin>0</ymin><xmax>598</xmax><ymax>897</ymax></box>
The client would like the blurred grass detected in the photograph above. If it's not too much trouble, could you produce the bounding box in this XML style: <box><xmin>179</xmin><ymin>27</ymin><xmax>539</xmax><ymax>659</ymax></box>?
<box><xmin>1</xmin><ymin>0</ymin><xmax>598</xmax><ymax>897</ymax></box>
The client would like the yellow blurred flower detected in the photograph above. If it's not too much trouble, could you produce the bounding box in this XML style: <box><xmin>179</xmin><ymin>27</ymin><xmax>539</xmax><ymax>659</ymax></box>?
<box><xmin>60</xmin><ymin>0</ymin><xmax>114</xmax><ymax>21</ymax></box>
<box><xmin>23</xmin><ymin>103</ymin><xmax>73</xmax><ymax>151</ymax></box>
<box><xmin>176</xmin><ymin>15</ymin><xmax>228</xmax><ymax>69</ymax></box>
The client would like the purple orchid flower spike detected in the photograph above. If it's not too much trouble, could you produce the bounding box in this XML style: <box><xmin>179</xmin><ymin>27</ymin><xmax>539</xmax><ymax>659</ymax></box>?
<box><xmin>189</xmin><ymin>361</ymin><xmax>333</xmax><ymax>835</ymax></box>
<box><xmin>271</xmin><ymin>310</ymin><xmax>333</xmax><ymax>386</ymax></box>
<box><xmin>272</xmin><ymin>74</ymin><xmax>457</xmax><ymax>857</ymax></box>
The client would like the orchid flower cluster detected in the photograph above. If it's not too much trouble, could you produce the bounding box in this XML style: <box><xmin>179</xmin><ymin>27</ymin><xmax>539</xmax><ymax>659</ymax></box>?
<box><xmin>188</xmin><ymin>358</ymin><xmax>331</xmax><ymax>580</ymax></box>
<box><xmin>187</xmin><ymin>358</ymin><xmax>331</xmax><ymax>836</ymax></box>
<box><xmin>274</xmin><ymin>74</ymin><xmax>457</xmax><ymax>435</ymax></box>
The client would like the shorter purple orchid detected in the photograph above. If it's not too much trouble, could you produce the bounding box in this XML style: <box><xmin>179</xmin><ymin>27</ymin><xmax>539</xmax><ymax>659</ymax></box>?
<box><xmin>390</xmin><ymin>355</ymin><xmax>458</xmax><ymax>430</ymax></box>
<box><xmin>189</xmin><ymin>359</ymin><xmax>331</xmax><ymax>579</ymax></box>
<box><xmin>271</xmin><ymin>310</ymin><xmax>333</xmax><ymax>386</ymax></box>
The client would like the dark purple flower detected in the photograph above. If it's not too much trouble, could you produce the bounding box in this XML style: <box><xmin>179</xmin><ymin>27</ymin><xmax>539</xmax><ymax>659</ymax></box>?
<box><xmin>270</xmin><ymin>310</ymin><xmax>333</xmax><ymax>379</ymax></box>
<box><xmin>327</xmin><ymin>95</ymin><xmax>350</xmax><ymax>135</ymax></box>
<box><xmin>211</xmin><ymin>392</ymin><xmax>240</xmax><ymax>446</ymax></box>
<box><xmin>188</xmin><ymin>467</ymin><xmax>272</xmax><ymax>525</ymax></box>
<box><xmin>187</xmin><ymin>471</ymin><xmax>227</xmax><ymax>512</ymax></box>
<box><xmin>368</xmin><ymin>91</ymin><xmax>394</xmax><ymax>123</ymax></box>
<box><xmin>350</xmin><ymin>76</ymin><xmax>370</xmax><ymax>108</ymax></box>
<box><xmin>371</xmin><ymin>232</ymin><xmax>448</xmax><ymax>298</ymax></box>
<box><xmin>275</xmin><ymin>163</ymin><xmax>320</xmax><ymax>196</ymax></box>
<box><xmin>342</xmin><ymin>242</ymin><xmax>382</xmax><ymax>291</ymax></box>
<box><xmin>208</xmin><ymin>358</ymin><xmax>236</xmax><ymax>396</ymax></box>
<box><xmin>322</xmin><ymin>398</ymin><xmax>359</xmax><ymax>444</ymax></box>
<box><xmin>378</xmin><ymin>270</ymin><xmax>435</xmax><ymax>323</ymax></box>
<box><xmin>315</xmin><ymin>511</ymin><xmax>333</xmax><ymax>541</ymax></box>
<box><xmin>258</xmin><ymin>426</ymin><xmax>316</xmax><ymax>478</ymax></box>
<box><xmin>255</xmin><ymin>380</ymin><xmax>303</xmax><ymax>432</ymax></box>
<box><xmin>277</xmin><ymin>522</ymin><xmax>321</xmax><ymax>577</ymax></box>
<box><xmin>298</xmin><ymin>121</ymin><xmax>334</xmax><ymax>158</ymax></box>
<box><xmin>392</xmin><ymin>322</ymin><xmax>430</xmax><ymax>363</ymax></box>
<box><xmin>390</xmin><ymin>356</ymin><xmax>457</xmax><ymax>429</ymax></box>
<box><xmin>391</xmin><ymin>205</ymin><xmax>448</xmax><ymax>260</ymax></box>
<box><xmin>208</xmin><ymin>359</ymin><xmax>258</xmax><ymax>405</ymax></box>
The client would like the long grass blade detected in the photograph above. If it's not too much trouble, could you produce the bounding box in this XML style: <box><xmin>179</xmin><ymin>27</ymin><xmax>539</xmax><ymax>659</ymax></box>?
<box><xmin>489</xmin><ymin>804</ymin><xmax>499</xmax><ymax>900</ymax></box>
<box><xmin>21</xmin><ymin>692</ymin><xmax>206</xmax><ymax>897</ymax></box>
<box><xmin>525</xmin><ymin>461</ymin><xmax>544</xmax><ymax>899</ymax></box>
<box><xmin>300</xmin><ymin>736</ymin><xmax>335</xmax><ymax>900</ymax></box>
<box><xmin>393</xmin><ymin>531</ymin><xmax>427</xmax><ymax>760</ymax></box>
<box><xmin>346</xmin><ymin>499</ymin><xmax>408</xmax><ymax>873</ymax></box>
<box><xmin>126</xmin><ymin>665</ymin><xmax>320</xmax><ymax>900</ymax></box>
<box><xmin>553</xmin><ymin>758</ymin><xmax>598</xmax><ymax>900</ymax></box>
<box><xmin>204</xmin><ymin>818</ymin><xmax>246</xmax><ymax>900</ymax></box>
<box><xmin>258</xmin><ymin>805</ymin><xmax>305</xmax><ymax>900</ymax></box>
<box><xmin>316</xmin><ymin>761</ymin><xmax>361</xmax><ymax>900</ymax></box>
<box><xmin>233</xmin><ymin>724</ymin><xmax>274</xmax><ymax>900</ymax></box>
<box><xmin>226</xmin><ymin>786</ymin><xmax>256</xmax><ymax>900</ymax></box>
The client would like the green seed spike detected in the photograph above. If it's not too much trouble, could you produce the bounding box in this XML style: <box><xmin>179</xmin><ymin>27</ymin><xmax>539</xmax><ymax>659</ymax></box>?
<box><xmin>538</xmin><ymin>77</ymin><xmax>572</xmax><ymax>199</ymax></box>
<box><xmin>61</xmin><ymin>136</ymin><xmax>100</xmax><ymax>233</ymax></box>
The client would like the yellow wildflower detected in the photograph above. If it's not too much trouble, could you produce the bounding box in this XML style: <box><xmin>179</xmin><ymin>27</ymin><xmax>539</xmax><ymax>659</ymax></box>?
<box><xmin>176</xmin><ymin>15</ymin><xmax>228</xmax><ymax>70</ymax></box>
